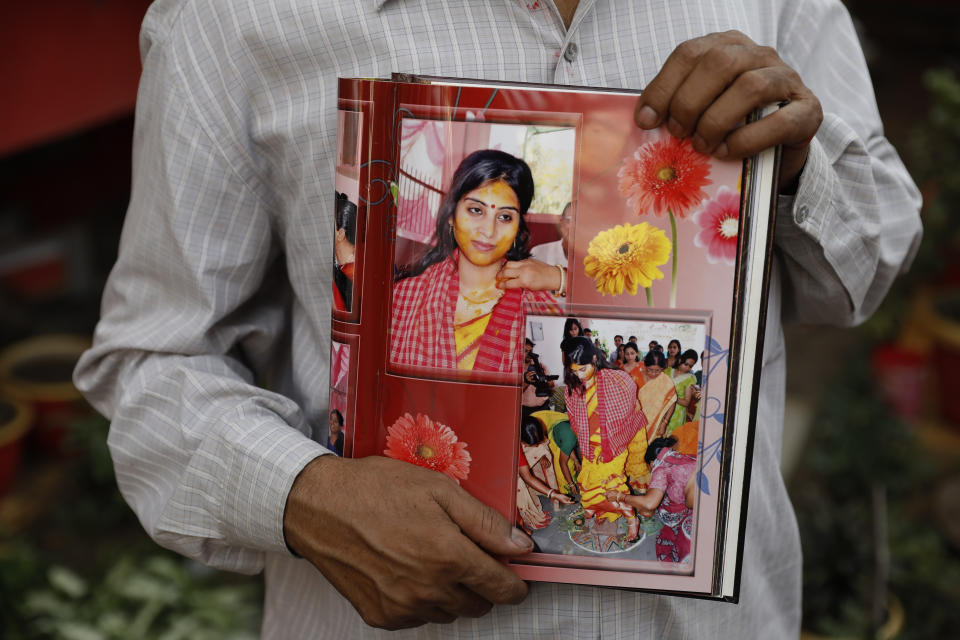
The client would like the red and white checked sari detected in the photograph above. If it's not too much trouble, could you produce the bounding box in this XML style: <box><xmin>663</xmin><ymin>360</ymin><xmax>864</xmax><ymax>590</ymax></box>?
<box><xmin>390</xmin><ymin>253</ymin><xmax>558</xmax><ymax>374</ymax></box>
<box><xmin>565</xmin><ymin>368</ymin><xmax>647</xmax><ymax>463</ymax></box>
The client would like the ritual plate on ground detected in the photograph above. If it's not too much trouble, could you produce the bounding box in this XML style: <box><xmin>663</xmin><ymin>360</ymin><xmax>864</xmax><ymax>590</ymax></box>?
<box><xmin>568</xmin><ymin>514</ymin><xmax>645</xmax><ymax>554</ymax></box>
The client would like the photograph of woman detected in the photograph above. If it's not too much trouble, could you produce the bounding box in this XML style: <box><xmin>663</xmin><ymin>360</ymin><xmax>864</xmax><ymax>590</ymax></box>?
<box><xmin>561</xmin><ymin>336</ymin><xmax>649</xmax><ymax>542</ymax></box>
<box><xmin>332</xmin><ymin>191</ymin><xmax>357</xmax><ymax>312</ymax></box>
<box><xmin>606</xmin><ymin>435</ymin><xmax>698</xmax><ymax>563</ymax></box>
<box><xmin>665</xmin><ymin>339</ymin><xmax>682</xmax><ymax>370</ymax></box>
<box><xmin>390</xmin><ymin>149</ymin><xmax>564</xmax><ymax>375</ymax></box>
<box><xmin>620</xmin><ymin>340</ymin><xmax>646</xmax><ymax>389</ymax></box>
<box><xmin>516</xmin><ymin>416</ymin><xmax>574</xmax><ymax>533</ymax></box>
<box><xmin>666</xmin><ymin>349</ymin><xmax>701</xmax><ymax>433</ymax></box>
<box><xmin>563</xmin><ymin>317</ymin><xmax>583</xmax><ymax>339</ymax></box>
<box><xmin>328</xmin><ymin>409</ymin><xmax>346</xmax><ymax>456</ymax></box>
<box><xmin>636</xmin><ymin>349</ymin><xmax>678</xmax><ymax>443</ymax></box>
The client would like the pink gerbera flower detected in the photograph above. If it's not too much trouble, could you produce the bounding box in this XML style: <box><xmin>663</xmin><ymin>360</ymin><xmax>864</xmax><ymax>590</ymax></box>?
<box><xmin>383</xmin><ymin>413</ymin><xmax>471</xmax><ymax>483</ymax></box>
<box><xmin>693</xmin><ymin>186</ymin><xmax>741</xmax><ymax>265</ymax></box>
<box><xmin>617</xmin><ymin>136</ymin><xmax>712</xmax><ymax>218</ymax></box>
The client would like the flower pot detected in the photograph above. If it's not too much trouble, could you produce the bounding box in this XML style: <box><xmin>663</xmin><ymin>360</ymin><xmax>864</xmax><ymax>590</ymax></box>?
<box><xmin>0</xmin><ymin>397</ymin><xmax>33</xmax><ymax>497</ymax></box>
<box><xmin>0</xmin><ymin>334</ymin><xmax>91</xmax><ymax>456</ymax></box>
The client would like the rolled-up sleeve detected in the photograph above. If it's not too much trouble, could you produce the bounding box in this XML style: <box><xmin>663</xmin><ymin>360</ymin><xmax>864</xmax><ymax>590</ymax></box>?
<box><xmin>774</xmin><ymin>0</ymin><xmax>922</xmax><ymax>326</ymax></box>
<box><xmin>73</xmin><ymin>8</ymin><xmax>327</xmax><ymax>574</ymax></box>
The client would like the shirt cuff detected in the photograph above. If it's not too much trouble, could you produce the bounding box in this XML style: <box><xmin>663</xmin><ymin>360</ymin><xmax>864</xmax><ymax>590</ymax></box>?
<box><xmin>773</xmin><ymin>128</ymin><xmax>877</xmax><ymax>318</ymax></box>
<box><xmin>220</xmin><ymin>423</ymin><xmax>330</xmax><ymax>557</ymax></box>
<box><xmin>775</xmin><ymin>135</ymin><xmax>837</xmax><ymax>244</ymax></box>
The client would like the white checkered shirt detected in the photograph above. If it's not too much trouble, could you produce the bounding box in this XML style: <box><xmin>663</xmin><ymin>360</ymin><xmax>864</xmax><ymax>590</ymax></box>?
<box><xmin>74</xmin><ymin>0</ymin><xmax>921</xmax><ymax>637</ymax></box>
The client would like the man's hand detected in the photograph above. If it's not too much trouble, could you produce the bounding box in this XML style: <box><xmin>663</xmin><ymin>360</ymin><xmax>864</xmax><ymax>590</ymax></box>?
<box><xmin>634</xmin><ymin>30</ymin><xmax>823</xmax><ymax>191</ymax></box>
<box><xmin>283</xmin><ymin>455</ymin><xmax>532</xmax><ymax>630</ymax></box>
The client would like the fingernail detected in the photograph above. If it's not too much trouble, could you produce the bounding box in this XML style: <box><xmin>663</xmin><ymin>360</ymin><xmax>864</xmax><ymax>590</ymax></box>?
<box><xmin>692</xmin><ymin>134</ymin><xmax>707</xmax><ymax>152</ymax></box>
<box><xmin>715</xmin><ymin>142</ymin><xmax>729</xmax><ymax>159</ymax></box>
<box><xmin>668</xmin><ymin>118</ymin><xmax>684</xmax><ymax>138</ymax></box>
<box><xmin>636</xmin><ymin>105</ymin><xmax>658</xmax><ymax>128</ymax></box>
<box><xmin>511</xmin><ymin>528</ymin><xmax>534</xmax><ymax>551</ymax></box>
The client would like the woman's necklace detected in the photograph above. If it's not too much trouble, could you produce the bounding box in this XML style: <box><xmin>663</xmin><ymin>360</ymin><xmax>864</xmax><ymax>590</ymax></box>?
<box><xmin>456</xmin><ymin>284</ymin><xmax>503</xmax><ymax>323</ymax></box>
<box><xmin>460</xmin><ymin>284</ymin><xmax>503</xmax><ymax>305</ymax></box>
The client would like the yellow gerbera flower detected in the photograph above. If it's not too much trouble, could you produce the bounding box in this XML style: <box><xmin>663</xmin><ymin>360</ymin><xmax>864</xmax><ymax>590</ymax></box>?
<box><xmin>583</xmin><ymin>223</ymin><xmax>671</xmax><ymax>296</ymax></box>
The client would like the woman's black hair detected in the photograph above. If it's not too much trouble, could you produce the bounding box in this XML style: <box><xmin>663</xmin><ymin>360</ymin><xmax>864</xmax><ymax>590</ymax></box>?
<box><xmin>333</xmin><ymin>192</ymin><xmax>357</xmax><ymax>309</ymax></box>
<box><xmin>561</xmin><ymin>336</ymin><xmax>609</xmax><ymax>396</ymax></box>
<box><xmin>520</xmin><ymin>416</ymin><xmax>545</xmax><ymax>446</ymax></box>
<box><xmin>330</xmin><ymin>409</ymin><xmax>344</xmax><ymax>427</ymax></box>
<box><xmin>644</xmin><ymin>436</ymin><xmax>678</xmax><ymax>465</ymax></box>
<box><xmin>680</xmin><ymin>349</ymin><xmax>699</xmax><ymax>365</ymax></box>
<box><xmin>334</xmin><ymin>192</ymin><xmax>358</xmax><ymax>244</ymax></box>
<box><xmin>563</xmin><ymin>317</ymin><xmax>583</xmax><ymax>338</ymax></box>
<box><xmin>409</xmin><ymin>149</ymin><xmax>534</xmax><ymax>277</ymax></box>
<box><xmin>623</xmin><ymin>341</ymin><xmax>640</xmax><ymax>362</ymax></box>
<box><xmin>643</xmin><ymin>349</ymin><xmax>667</xmax><ymax>369</ymax></box>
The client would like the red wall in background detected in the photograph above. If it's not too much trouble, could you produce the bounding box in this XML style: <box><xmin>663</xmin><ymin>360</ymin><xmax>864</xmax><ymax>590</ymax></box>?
<box><xmin>0</xmin><ymin>1</ymin><xmax>152</xmax><ymax>157</ymax></box>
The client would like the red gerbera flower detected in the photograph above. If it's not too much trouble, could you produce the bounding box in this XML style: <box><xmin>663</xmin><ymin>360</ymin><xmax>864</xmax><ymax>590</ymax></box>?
<box><xmin>693</xmin><ymin>186</ymin><xmax>740</xmax><ymax>265</ymax></box>
<box><xmin>383</xmin><ymin>413</ymin><xmax>471</xmax><ymax>483</ymax></box>
<box><xmin>617</xmin><ymin>136</ymin><xmax>712</xmax><ymax>218</ymax></box>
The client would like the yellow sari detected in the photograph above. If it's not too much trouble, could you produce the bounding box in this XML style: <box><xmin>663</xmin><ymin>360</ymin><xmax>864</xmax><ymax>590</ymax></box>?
<box><xmin>578</xmin><ymin>384</ymin><xmax>636</xmax><ymax>523</ymax></box>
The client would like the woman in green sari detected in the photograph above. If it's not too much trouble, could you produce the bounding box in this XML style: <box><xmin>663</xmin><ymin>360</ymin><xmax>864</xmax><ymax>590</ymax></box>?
<box><xmin>666</xmin><ymin>349</ymin><xmax>700</xmax><ymax>434</ymax></box>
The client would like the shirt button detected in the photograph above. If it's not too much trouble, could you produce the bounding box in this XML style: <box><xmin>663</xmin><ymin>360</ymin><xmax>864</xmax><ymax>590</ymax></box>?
<box><xmin>564</xmin><ymin>42</ymin><xmax>578</xmax><ymax>62</ymax></box>
<box><xmin>795</xmin><ymin>204</ymin><xmax>809</xmax><ymax>224</ymax></box>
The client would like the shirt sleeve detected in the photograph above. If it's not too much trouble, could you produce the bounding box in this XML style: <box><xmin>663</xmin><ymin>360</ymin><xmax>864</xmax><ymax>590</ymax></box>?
<box><xmin>773</xmin><ymin>0</ymin><xmax>923</xmax><ymax>326</ymax></box>
<box><xmin>72</xmin><ymin>10</ymin><xmax>328</xmax><ymax>575</ymax></box>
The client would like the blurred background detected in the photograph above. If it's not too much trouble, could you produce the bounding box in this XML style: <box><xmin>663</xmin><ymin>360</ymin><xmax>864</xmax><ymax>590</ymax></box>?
<box><xmin>1</xmin><ymin>2</ymin><xmax>958</xmax><ymax>638</ymax></box>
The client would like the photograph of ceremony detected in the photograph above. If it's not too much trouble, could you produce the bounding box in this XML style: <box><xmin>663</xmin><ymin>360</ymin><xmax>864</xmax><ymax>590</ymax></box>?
<box><xmin>518</xmin><ymin>313</ymin><xmax>707</xmax><ymax>567</ymax></box>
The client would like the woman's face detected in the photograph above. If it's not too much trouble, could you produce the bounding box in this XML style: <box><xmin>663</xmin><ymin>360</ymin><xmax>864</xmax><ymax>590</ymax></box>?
<box><xmin>677</xmin><ymin>357</ymin><xmax>696</xmax><ymax>374</ymax></box>
<box><xmin>328</xmin><ymin>412</ymin><xmax>342</xmax><ymax>435</ymax></box>
<box><xmin>569</xmin><ymin>361</ymin><xmax>595</xmax><ymax>383</ymax></box>
<box><xmin>568</xmin><ymin>324</ymin><xmax>580</xmax><ymax>337</ymax></box>
<box><xmin>668</xmin><ymin>342</ymin><xmax>680</xmax><ymax>357</ymax></box>
<box><xmin>646</xmin><ymin>364</ymin><xmax>663</xmax><ymax>379</ymax></box>
<box><xmin>452</xmin><ymin>180</ymin><xmax>520</xmax><ymax>267</ymax></box>
<box><xmin>624</xmin><ymin>346</ymin><xmax>638</xmax><ymax>363</ymax></box>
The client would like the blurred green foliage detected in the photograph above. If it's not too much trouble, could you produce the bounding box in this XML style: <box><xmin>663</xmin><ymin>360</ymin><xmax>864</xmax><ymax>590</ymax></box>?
<box><xmin>792</xmin><ymin>346</ymin><xmax>960</xmax><ymax>639</ymax></box>
<box><xmin>0</xmin><ymin>414</ymin><xmax>263</xmax><ymax>639</ymax></box>
<box><xmin>864</xmin><ymin>69</ymin><xmax>960</xmax><ymax>342</ymax></box>
<box><xmin>907</xmin><ymin>69</ymin><xmax>960</xmax><ymax>288</ymax></box>
<box><xmin>795</xmin><ymin>69</ymin><xmax>960</xmax><ymax>640</ymax></box>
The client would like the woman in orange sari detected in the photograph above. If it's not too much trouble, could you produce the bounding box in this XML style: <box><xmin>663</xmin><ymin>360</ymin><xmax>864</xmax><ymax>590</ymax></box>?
<box><xmin>620</xmin><ymin>341</ymin><xmax>646</xmax><ymax>389</ymax></box>
<box><xmin>390</xmin><ymin>150</ymin><xmax>562</xmax><ymax>374</ymax></box>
